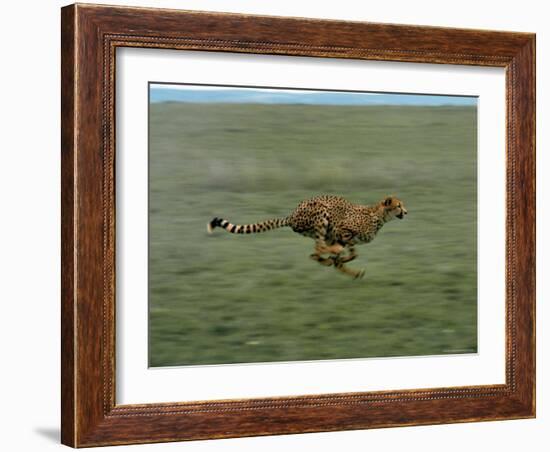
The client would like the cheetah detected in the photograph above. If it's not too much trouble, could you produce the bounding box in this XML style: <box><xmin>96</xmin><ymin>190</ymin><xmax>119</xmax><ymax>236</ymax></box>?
<box><xmin>207</xmin><ymin>195</ymin><xmax>407</xmax><ymax>278</ymax></box>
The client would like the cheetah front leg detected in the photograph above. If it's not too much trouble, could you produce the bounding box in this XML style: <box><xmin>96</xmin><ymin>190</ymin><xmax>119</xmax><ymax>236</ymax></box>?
<box><xmin>336</xmin><ymin>245</ymin><xmax>357</xmax><ymax>263</ymax></box>
<box><xmin>334</xmin><ymin>246</ymin><xmax>365</xmax><ymax>279</ymax></box>
<box><xmin>333</xmin><ymin>259</ymin><xmax>365</xmax><ymax>279</ymax></box>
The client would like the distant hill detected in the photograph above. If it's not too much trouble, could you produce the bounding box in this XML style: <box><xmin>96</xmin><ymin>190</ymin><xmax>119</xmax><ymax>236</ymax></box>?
<box><xmin>149</xmin><ymin>86</ymin><xmax>477</xmax><ymax>107</ymax></box>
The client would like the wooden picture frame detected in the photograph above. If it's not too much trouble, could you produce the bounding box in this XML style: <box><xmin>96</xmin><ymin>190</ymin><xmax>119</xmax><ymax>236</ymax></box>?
<box><xmin>61</xmin><ymin>3</ymin><xmax>535</xmax><ymax>447</ymax></box>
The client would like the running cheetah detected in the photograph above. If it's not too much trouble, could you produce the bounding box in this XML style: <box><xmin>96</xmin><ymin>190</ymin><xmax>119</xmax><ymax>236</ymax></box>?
<box><xmin>207</xmin><ymin>195</ymin><xmax>407</xmax><ymax>278</ymax></box>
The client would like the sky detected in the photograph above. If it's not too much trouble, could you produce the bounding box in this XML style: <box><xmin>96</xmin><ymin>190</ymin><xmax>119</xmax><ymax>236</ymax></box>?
<box><xmin>149</xmin><ymin>83</ymin><xmax>477</xmax><ymax>107</ymax></box>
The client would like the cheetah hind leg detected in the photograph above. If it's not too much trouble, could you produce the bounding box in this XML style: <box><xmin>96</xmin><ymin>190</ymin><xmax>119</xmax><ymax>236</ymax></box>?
<box><xmin>310</xmin><ymin>243</ymin><xmax>344</xmax><ymax>267</ymax></box>
<box><xmin>309</xmin><ymin>219</ymin><xmax>342</xmax><ymax>267</ymax></box>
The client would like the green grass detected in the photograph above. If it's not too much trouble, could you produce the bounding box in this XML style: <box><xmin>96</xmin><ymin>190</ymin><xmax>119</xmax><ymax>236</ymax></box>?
<box><xmin>148</xmin><ymin>103</ymin><xmax>477</xmax><ymax>366</ymax></box>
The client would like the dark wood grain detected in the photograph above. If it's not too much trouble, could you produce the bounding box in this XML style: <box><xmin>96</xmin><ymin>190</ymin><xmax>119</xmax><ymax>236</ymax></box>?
<box><xmin>60</xmin><ymin>5</ymin><xmax>76</xmax><ymax>446</ymax></box>
<box><xmin>61</xmin><ymin>3</ymin><xmax>535</xmax><ymax>447</ymax></box>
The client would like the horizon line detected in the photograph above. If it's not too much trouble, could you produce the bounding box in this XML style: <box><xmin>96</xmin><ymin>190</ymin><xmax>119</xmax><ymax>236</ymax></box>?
<box><xmin>149</xmin><ymin>84</ymin><xmax>478</xmax><ymax>107</ymax></box>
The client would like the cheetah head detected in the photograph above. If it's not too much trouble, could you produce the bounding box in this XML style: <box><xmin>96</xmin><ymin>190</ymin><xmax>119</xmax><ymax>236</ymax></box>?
<box><xmin>381</xmin><ymin>196</ymin><xmax>408</xmax><ymax>220</ymax></box>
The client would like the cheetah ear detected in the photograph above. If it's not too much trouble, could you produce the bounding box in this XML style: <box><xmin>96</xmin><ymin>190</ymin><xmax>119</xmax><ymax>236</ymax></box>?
<box><xmin>383</xmin><ymin>197</ymin><xmax>393</xmax><ymax>207</ymax></box>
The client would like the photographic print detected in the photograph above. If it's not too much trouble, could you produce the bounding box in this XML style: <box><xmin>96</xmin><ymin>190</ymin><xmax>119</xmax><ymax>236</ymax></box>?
<box><xmin>148</xmin><ymin>83</ymin><xmax>478</xmax><ymax>367</ymax></box>
<box><xmin>62</xmin><ymin>6</ymin><xmax>535</xmax><ymax>445</ymax></box>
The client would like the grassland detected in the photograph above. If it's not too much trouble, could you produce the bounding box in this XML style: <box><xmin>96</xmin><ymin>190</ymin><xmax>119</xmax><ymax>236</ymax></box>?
<box><xmin>148</xmin><ymin>102</ymin><xmax>477</xmax><ymax>367</ymax></box>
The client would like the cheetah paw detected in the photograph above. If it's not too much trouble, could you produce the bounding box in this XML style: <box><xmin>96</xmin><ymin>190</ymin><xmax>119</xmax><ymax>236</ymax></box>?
<box><xmin>354</xmin><ymin>269</ymin><xmax>366</xmax><ymax>280</ymax></box>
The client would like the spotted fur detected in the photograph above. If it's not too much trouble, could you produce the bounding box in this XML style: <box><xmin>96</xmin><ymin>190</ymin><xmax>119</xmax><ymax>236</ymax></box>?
<box><xmin>207</xmin><ymin>195</ymin><xmax>407</xmax><ymax>278</ymax></box>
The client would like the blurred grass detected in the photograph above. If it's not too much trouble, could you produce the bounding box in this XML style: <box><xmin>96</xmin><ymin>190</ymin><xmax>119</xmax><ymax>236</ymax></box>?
<box><xmin>148</xmin><ymin>103</ymin><xmax>477</xmax><ymax>366</ymax></box>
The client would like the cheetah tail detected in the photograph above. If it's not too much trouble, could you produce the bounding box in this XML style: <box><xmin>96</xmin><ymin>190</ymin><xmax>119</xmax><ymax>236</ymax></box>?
<box><xmin>207</xmin><ymin>217</ymin><xmax>289</xmax><ymax>235</ymax></box>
